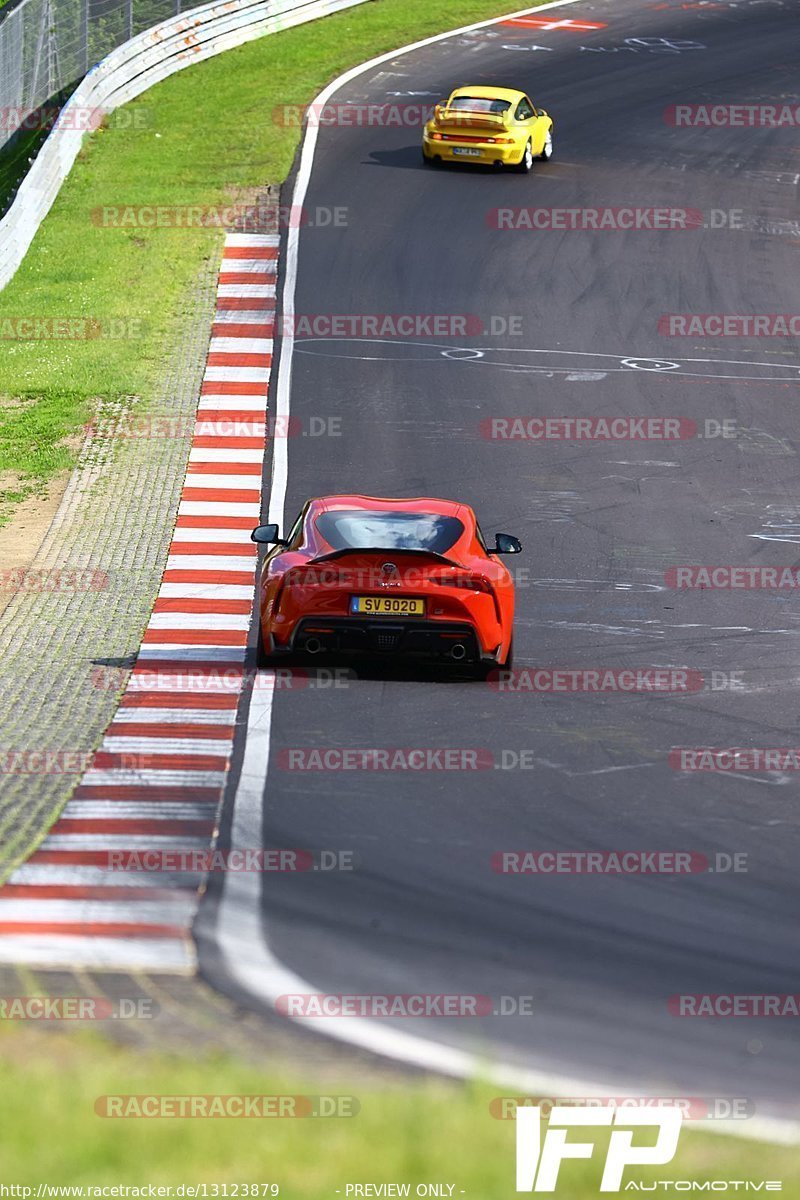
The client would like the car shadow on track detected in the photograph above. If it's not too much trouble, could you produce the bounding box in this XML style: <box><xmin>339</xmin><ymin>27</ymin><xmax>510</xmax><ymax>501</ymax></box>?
<box><xmin>259</xmin><ymin>657</ymin><xmax>485</xmax><ymax>685</ymax></box>
<box><xmin>364</xmin><ymin>146</ymin><xmax>501</xmax><ymax>173</ymax></box>
<box><xmin>363</xmin><ymin>146</ymin><xmax>431</xmax><ymax>170</ymax></box>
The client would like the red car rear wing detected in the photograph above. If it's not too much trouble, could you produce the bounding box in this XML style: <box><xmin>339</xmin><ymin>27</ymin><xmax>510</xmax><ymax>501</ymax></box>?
<box><xmin>309</xmin><ymin>547</ymin><xmax>464</xmax><ymax>568</ymax></box>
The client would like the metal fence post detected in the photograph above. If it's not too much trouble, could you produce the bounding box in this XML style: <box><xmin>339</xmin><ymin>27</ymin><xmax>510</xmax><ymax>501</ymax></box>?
<box><xmin>81</xmin><ymin>0</ymin><xmax>89</xmax><ymax>73</ymax></box>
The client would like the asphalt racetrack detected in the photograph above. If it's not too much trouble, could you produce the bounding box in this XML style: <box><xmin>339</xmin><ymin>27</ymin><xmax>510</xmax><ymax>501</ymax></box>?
<box><xmin>198</xmin><ymin>0</ymin><xmax>800</xmax><ymax>1130</ymax></box>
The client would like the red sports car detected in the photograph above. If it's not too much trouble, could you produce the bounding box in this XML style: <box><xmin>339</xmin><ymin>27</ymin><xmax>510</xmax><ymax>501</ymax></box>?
<box><xmin>251</xmin><ymin>495</ymin><xmax>521</xmax><ymax>675</ymax></box>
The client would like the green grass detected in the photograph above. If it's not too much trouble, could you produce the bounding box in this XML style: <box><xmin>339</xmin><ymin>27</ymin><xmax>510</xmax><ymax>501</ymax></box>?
<box><xmin>0</xmin><ymin>0</ymin><xmax>551</xmax><ymax>524</ymax></box>
<box><xmin>0</xmin><ymin>392</ymin><xmax>80</xmax><ymax>521</ymax></box>
<box><xmin>0</xmin><ymin>1025</ymin><xmax>796</xmax><ymax>1191</ymax></box>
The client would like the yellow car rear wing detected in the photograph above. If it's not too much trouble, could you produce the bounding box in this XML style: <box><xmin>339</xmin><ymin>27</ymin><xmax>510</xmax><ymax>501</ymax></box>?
<box><xmin>434</xmin><ymin>105</ymin><xmax>510</xmax><ymax>129</ymax></box>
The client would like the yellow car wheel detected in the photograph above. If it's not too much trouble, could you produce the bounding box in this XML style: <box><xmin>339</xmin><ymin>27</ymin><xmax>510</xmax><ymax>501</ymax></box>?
<box><xmin>540</xmin><ymin>128</ymin><xmax>554</xmax><ymax>161</ymax></box>
<box><xmin>514</xmin><ymin>140</ymin><xmax>534</xmax><ymax>174</ymax></box>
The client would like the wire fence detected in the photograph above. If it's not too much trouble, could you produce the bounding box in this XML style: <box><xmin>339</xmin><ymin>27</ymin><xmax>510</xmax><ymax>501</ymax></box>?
<box><xmin>0</xmin><ymin>0</ymin><xmax>191</xmax><ymax>154</ymax></box>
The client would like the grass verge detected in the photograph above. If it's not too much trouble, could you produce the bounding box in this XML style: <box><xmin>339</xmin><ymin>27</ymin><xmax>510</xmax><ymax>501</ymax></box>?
<box><xmin>0</xmin><ymin>0</ymin><xmax>549</xmax><ymax>525</ymax></box>
<box><xmin>0</xmin><ymin>1025</ymin><xmax>797</xmax><ymax>1190</ymax></box>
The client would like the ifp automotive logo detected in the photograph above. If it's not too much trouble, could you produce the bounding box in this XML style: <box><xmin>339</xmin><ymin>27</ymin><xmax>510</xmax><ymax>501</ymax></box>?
<box><xmin>514</xmin><ymin>1105</ymin><xmax>782</xmax><ymax>1192</ymax></box>
<box><xmin>515</xmin><ymin>1105</ymin><xmax>682</xmax><ymax>1192</ymax></box>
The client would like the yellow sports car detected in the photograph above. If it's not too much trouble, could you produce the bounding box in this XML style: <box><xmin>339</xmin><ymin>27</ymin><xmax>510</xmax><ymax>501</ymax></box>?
<box><xmin>422</xmin><ymin>85</ymin><xmax>553</xmax><ymax>172</ymax></box>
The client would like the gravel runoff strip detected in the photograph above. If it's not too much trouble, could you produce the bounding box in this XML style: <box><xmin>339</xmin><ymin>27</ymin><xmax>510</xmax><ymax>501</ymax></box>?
<box><xmin>0</xmin><ymin>964</ymin><xmax>418</xmax><ymax>1083</ymax></box>
<box><xmin>0</xmin><ymin>240</ymin><xmax>222</xmax><ymax>880</ymax></box>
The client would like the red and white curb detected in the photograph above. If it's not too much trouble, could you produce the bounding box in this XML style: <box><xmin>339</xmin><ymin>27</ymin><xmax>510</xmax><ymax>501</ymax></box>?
<box><xmin>0</xmin><ymin>232</ymin><xmax>277</xmax><ymax>972</ymax></box>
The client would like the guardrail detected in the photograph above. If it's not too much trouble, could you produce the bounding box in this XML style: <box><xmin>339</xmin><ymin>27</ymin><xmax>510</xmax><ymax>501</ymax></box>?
<box><xmin>0</xmin><ymin>0</ymin><xmax>369</xmax><ymax>292</ymax></box>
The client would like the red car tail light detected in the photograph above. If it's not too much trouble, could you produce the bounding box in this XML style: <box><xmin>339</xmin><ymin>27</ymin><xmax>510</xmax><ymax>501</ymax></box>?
<box><xmin>428</xmin><ymin>572</ymin><xmax>493</xmax><ymax>594</ymax></box>
<box><xmin>427</xmin><ymin>572</ymin><xmax>503</xmax><ymax>624</ymax></box>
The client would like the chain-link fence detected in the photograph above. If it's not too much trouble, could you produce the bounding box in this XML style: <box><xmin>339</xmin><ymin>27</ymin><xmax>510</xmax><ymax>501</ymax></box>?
<box><xmin>0</xmin><ymin>0</ymin><xmax>191</xmax><ymax>155</ymax></box>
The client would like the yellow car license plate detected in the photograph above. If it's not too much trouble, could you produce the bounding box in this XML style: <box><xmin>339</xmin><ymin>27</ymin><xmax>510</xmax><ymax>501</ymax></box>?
<box><xmin>351</xmin><ymin>596</ymin><xmax>425</xmax><ymax>616</ymax></box>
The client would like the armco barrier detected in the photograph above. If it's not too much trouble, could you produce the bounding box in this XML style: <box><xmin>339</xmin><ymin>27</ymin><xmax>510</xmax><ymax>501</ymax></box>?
<box><xmin>0</xmin><ymin>0</ymin><xmax>369</xmax><ymax>292</ymax></box>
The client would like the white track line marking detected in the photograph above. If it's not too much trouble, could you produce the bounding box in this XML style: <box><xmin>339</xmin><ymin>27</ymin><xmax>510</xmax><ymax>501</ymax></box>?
<box><xmin>146</xmin><ymin>613</ymin><xmax>252</xmax><ymax>630</ymax></box>
<box><xmin>203</xmin><ymin>366</ymin><xmax>271</xmax><ymax>382</ymax></box>
<box><xmin>0</xmin><ymin>937</ymin><xmax>195</xmax><ymax>970</ymax></box>
<box><xmin>0</xmin><ymin>899</ymin><xmax>197</xmax><ymax>921</ymax></box>
<box><xmin>66</xmin><ymin>801</ymin><xmax>218</xmax><ymax>818</ymax></box>
<box><xmin>181</xmin><ymin>475</ymin><xmax>263</xmax><ymax>490</ymax></box>
<box><xmin>165</xmin><ymin>558</ymin><xmax>256</xmax><ymax>574</ymax></box>
<box><xmin>170</xmin><ymin>528</ymin><xmax>255</xmax><ymax>543</ymax></box>
<box><xmin>12</xmin><ymin>865</ymin><xmax>203</xmax><ymax>886</ymax></box>
<box><xmin>209</xmin><ymin>338</ymin><xmax>274</xmax><ymax>353</ymax></box>
<box><xmin>101</xmin><ymin>737</ymin><xmax>235</xmax><ymax>756</ymax></box>
<box><xmin>126</xmin><ymin>674</ymin><xmax>242</xmax><ymax>694</ymax></box>
<box><xmin>197</xmin><ymin>397</ymin><xmax>268</xmax><ymax>411</ymax></box>
<box><xmin>189</xmin><ymin>448</ymin><xmax>266</xmax><ymax>463</ymax></box>
<box><xmin>112</xmin><ymin>708</ymin><xmax>238</xmax><ymax>724</ymax></box>
<box><xmin>213</xmin><ymin>311</ymin><xmax>275</xmax><ymax>324</ymax></box>
<box><xmin>158</xmin><ymin>583</ymin><xmax>254</xmax><ymax>599</ymax></box>
<box><xmin>217</xmin><ymin>284</ymin><xmax>276</xmax><ymax>299</ymax></box>
<box><xmin>81</xmin><ymin>769</ymin><xmax>227</xmax><ymax>787</ymax></box>
<box><xmin>135</xmin><ymin>645</ymin><xmax>248</xmax><ymax>660</ymax></box>
<box><xmin>177</xmin><ymin>506</ymin><xmax>260</xmax><ymax>520</ymax></box>
<box><xmin>225</xmin><ymin>234</ymin><xmax>280</xmax><ymax>247</ymax></box>
<box><xmin>41</xmin><ymin>836</ymin><xmax>215</xmax><ymax>852</ymax></box>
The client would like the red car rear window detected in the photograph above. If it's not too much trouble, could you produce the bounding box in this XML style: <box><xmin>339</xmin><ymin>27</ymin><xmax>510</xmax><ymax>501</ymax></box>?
<box><xmin>315</xmin><ymin>511</ymin><xmax>464</xmax><ymax>554</ymax></box>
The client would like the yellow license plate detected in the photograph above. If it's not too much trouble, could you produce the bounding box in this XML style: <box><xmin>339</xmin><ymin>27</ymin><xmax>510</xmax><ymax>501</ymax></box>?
<box><xmin>351</xmin><ymin>596</ymin><xmax>425</xmax><ymax>616</ymax></box>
